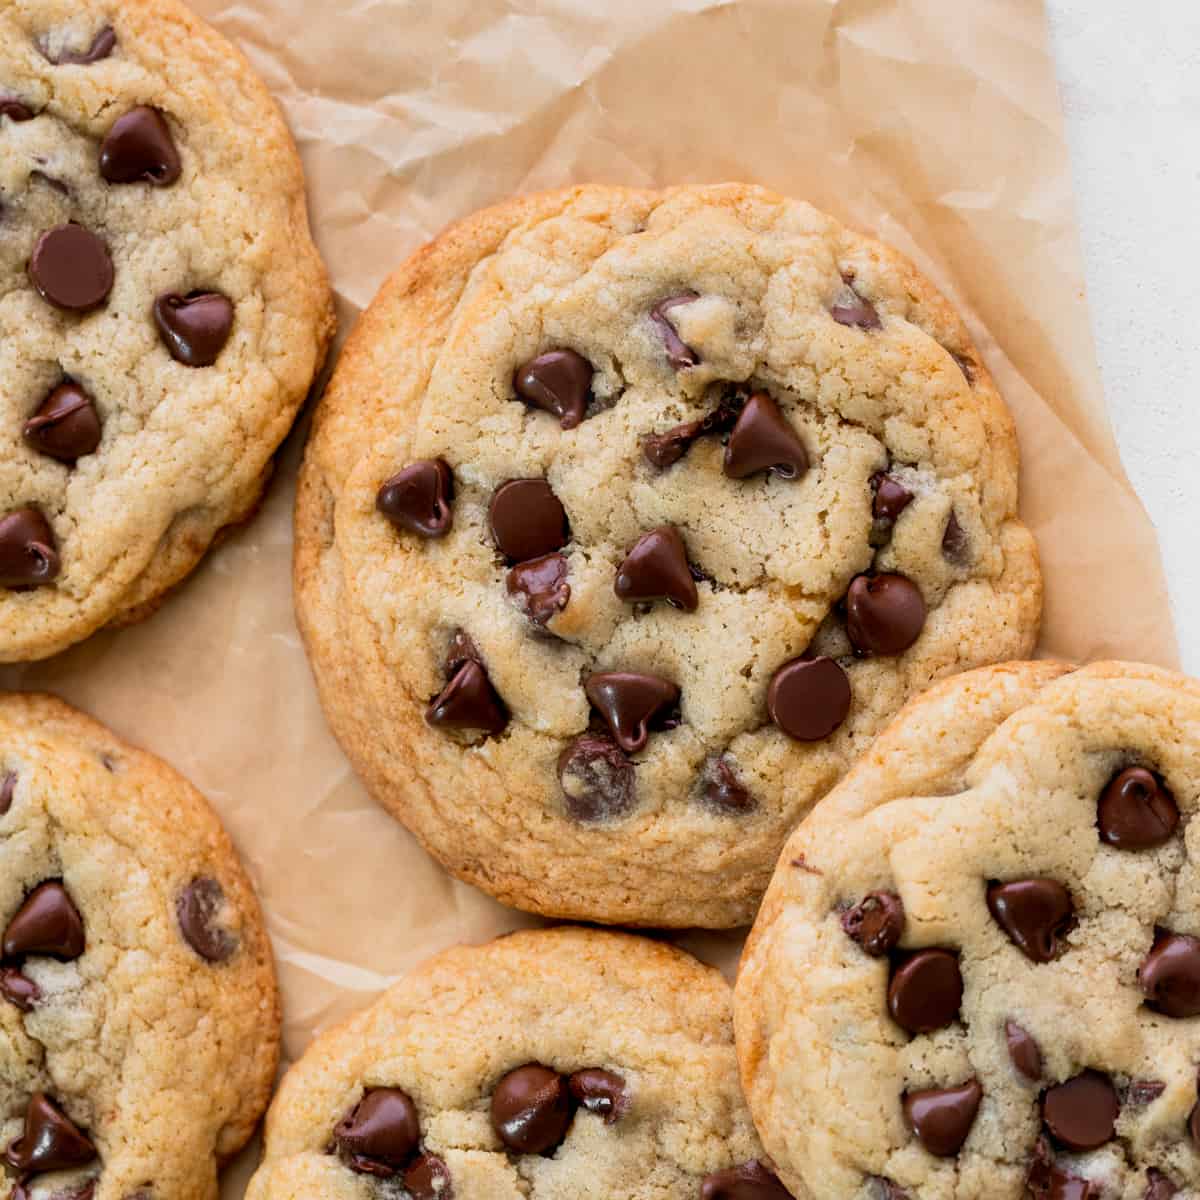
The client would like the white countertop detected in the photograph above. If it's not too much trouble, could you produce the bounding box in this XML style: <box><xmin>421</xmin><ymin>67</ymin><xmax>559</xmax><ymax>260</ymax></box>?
<box><xmin>1046</xmin><ymin>2</ymin><xmax>1200</xmax><ymax>671</ymax></box>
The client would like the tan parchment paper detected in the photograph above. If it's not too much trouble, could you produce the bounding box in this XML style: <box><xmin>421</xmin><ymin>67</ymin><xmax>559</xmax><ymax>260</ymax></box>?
<box><xmin>0</xmin><ymin>0</ymin><xmax>1181</xmax><ymax>1191</ymax></box>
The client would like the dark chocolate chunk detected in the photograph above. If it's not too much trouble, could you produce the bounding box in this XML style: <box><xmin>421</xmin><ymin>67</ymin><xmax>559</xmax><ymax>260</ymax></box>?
<box><xmin>5</xmin><ymin>1093</ymin><xmax>96</xmax><ymax>1172</ymax></box>
<box><xmin>1098</xmin><ymin>767</ymin><xmax>1178</xmax><ymax>849</ymax></box>
<box><xmin>614</xmin><ymin>525</ymin><xmax>698</xmax><ymax>611</ymax></box>
<box><xmin>513</xmin><ymin>350</ymin><xmax>592</xmax><ymax>430</ymax></box>
<box><xmin>986</xmin><ymin>879</ymin><xmax>1074</xmax><ymax>963</ymax></box>
<box><xmin>426</xmin><ymin>660</ymin><xmax>509</xmax><ymax>737</ymax></box>
<box><xmin>490</xmin><ymin>1064</ymin><xmax>572</xmax><ymax>1155</ymax></box>
<box><xmin>841</xmin><ymin>891</ymin><xmax>905</xmax><ymax>957</ymax></box>
<box><xmin>887</xmin><ymin>949</ymin><xmax>962</xmax><ymax>1035</ymax></box>
<box><xmin>0</xmin><ymin>967</ymin><xmax>40</xmax><ymax>1011</ymax></box>
<box><xmin>902</xmin><ymin>1078</ymin><xmax>982</xmax><ymax>1157</ymax></box>
<box><xmin>767</xmin><ymin>656</ymin><xmax>851</xmax><ymax>742</ymax></box>
<box><xmin>376</xmin><ymin>460</ymin><xmax>454</xmax><ymax>539</ymax></box>
<box><xmin>844</xmin><ymin>574</ymin><xmax>925</xmax><ymax>656</ymax></box>
<box><xmin>507</xmin><ymin>553</ymin><xmax>570</xmax><ymax>626</ymax></box>
<box><xmin>39</xmin><ymin>26</ymin><xmax>116</xmax><ymax>65</ymax></box>
<box><xmin>176</xmin><ymin>877</ymin><xmax>236</xmax><ymax>963</ymax></box>
<box><xmin>404</xmin><ymin>1153</ymin><xmax>452</xmax><ymax>1199</ymax></box>
<box><xmin>723</xmin><ymin>392</ymin><xmax>808</xmax><ymax>480</ymax></box>
<box><xmin>1005</xmin><ymin>1021</ymin><xmax>1042</xmax><ymax>1081</ymax></box>
<box><xmin>488</xmin><ymin>479</ymin><xmax>568</xmax><ymax>563</ymax></box>
<box><xmin>3</xmin><ymin>881</ymin><xmax>85</xmax><ymax>960</ymax></box>
<box><xmin>568</xmin><ymin>1069</ymin><xmax>628</xmax><ymax>1124</ymax></box>
<box><xmin>1138</xmin><ymin>930</ymin><xmax>1200</xmax><ymax>1018</ymax></box>
<box><xmin>99</xmin><ymin>107</ymin><xmax>181</xmax><ymax>186</ymax></box>
<box><xmin>0</xmin><ymin>508</ymin><xmax>59</xmax><ymax>588</ymax></box>
<box><xmin>333</xmin><ymin>1088</ymin><xmax>421</xmax><ymax>1176</ymax></box>
<box><xmin>24</xmin><ymin>381</ymin><xmax>102</xmax><ymax>463</ymax></box>
<box><xmin>29</xmin><ymin>224</ymin><xmax>113</xmax><ymax>311</ymax></box>
<box><xmin>702</xmin><ymin>758</ymin><xmax>755</xmax><ymax>814</ymax></box>
<box><xmin>584</xmin><ymin>672</ymin><xmax>680</xmax><ymax>754</ymax></box>
<box><xmin>699</xmin><ymin>1159</ymin><xmax>792</xmax><ymax>1200</ymax></box>
<box><xmin>649</xmin><ymin>292</ymin><xmax>700</xmax><ymax>369</ymax></box>
<box><xmin>558</xmin><ymin>735</ymin><xmax>636</xmax><ymax>823</ymax></box>
<box><xmin>153</xmin><ymin>291</ymin><xmax>234</xmax><ymax>367</ymax></box>
<box><xmin>1041</xmin><ymin>1070</ymin><xmax>1119</xmax><ymax>1151</ymax></box>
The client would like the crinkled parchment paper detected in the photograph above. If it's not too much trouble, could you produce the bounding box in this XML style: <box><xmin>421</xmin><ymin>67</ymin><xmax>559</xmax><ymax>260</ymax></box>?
<box><xmin>0</xmin><ymin>0</ymin><xmax>1179</xmax><ymax>1191</ymax></box>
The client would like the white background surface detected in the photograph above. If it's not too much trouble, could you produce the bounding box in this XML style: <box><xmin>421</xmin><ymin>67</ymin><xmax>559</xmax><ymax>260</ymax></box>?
<box><xmin>1046</xmin><ymin>2</ymin><xmax>1200</xmax><ymax>671</ymax></box>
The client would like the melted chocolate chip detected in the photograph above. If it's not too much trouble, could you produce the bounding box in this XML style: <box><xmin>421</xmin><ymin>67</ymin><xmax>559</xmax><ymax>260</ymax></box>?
<box><xmin>903</xmin><ymin>1078</ymin><xmax>982</xmax><ymax>1157</ymax></box>
<box><xmin>1005</xmin><ymin>1021</ymin><xmax>1043</xmax><ymax>1081</ymax></box>
<box><xmin>871</xmin><ymin>473</ymin><xmax>913</xmax><ymax>522</ymax></box>
<box><xmin>767</xmin><ymin>656</ymin><xmax>851</xmax><ymax>742</ymax></box>
<box><xmin>568</xmin><ymin>1069</ymin><xmax>628</xmax><ymax>1124</ymax></box>
<box><xmin>1098</xmin><ymin>767</ymin><xmax>1178</xmax><ymax>849</ymax></box>
<box><xmin>29</xmin><ymin>224</ymin><xmax>113</xmax><ymax>311</ymax></box>
<box><xmin>0</xmin><ymin>966</ymin><xmax>40</xmax><ymax>1011</ymax></box>
<box><xmin>153</xmin><ymin>291</ymin><xmax>234</xmax><ymax>367</ymax></box>
<box><xmin>99</xmin><ymin>107</ymin><xmax>181</xmax><ymax>186</ymax></box>
<box><xmin>702</xmin><ymin>758</ymin><xmax>755</xmax><ymax>814</ymax></box>
<box><xmin>0</xmin><ymin>508</ymin><xmax>59</xmax><ymax>588</ymax></box>
<box><xmin>642</xmin><ymin>395</ymin><xmax>742</xmax><ymax>469</ymax></box>
<box><xmin>1144</xmin><ymin>1169</ymin><xmax>1178</xmax><ymax>1200</ymax></box>
<box><xmin>887</xmin><ymin>949</ymin><xmax>962</xmax><ymax>1035</ymax></box>
<box><xmin>986</xmin><ymin>879</ymin><xmax>1074</xmax><ymax>963</ymax></box>
<box><xmin>649</xmin><ymin>292</ymin><xmax>700</xmax><ymax>369</ymax></box>
<box><xmin>841</xmin><ymin>891</ymin><xmax>905</xmax><ymax>956</ymax></box>
<box><xmin>39</xmin><ymin>26</ymin><xmax>116</xmax><ymax>65</ymax></box>
<box><xmin>5</xmin><ymin>1093</ymin><xmax>97</xmax><ymax>1172</ymax></box>
<box><xmin>614</xmin><ymin>525</ymin><xmax>698</xmax><ymax>611</ymax></box>
<box><xmin>941</xmin><ymin>511</ymin><xmax>969</xmax><ymax>565</ymax></box>
<box><xmin>334</xmin><ymin>1088</ymin><xmax>421</xmax><ymax>1175</ymax></box>
<box><xmin>513</xmin><ymin>349</ymin><xmax>593</xmax><ymax>429</ymax></box>
<box><xmin>1041</xmin><ymin>1070</ymin><xmax>1119</xmax><ymax>1151</ymax></box>
<box><xmin>1026</xmin><ymin>1137</ymin><xmax>1098</xmax><ymax>1200</ymax></box>
<box><xmin>24</xmin><ymin>381</ymin><xmax>102</xmax><ymax>463</ymax></box>
<box><xmin>845</xmin><ymin>574</ymin><xmax>926</xmax><ymax>656</ymax></box>
<box><xmin>176</xmin><ymin>877</ymin><xmax>236</xmax><ymax>963</ymax></box>
<box><xmin>488</xmin><ymin>479</ymin><xmax>568</xmax><ymax>562</ymax></box>
<box><xmin>426</xmin><ymin>660</ymin><xmax>509</xmax><ymax>737</ymax></box>
<box><xmin>0</xmin><ymin>771</ymin><xmax>14</xmax><ymax>814</ymax></box>
<box><xmin>830</xmin><ymin>279</ymin><xmax>881</xmax><ymax>330</ymax></box>
<box><xmin>699</xmin><ymin>1160</ymin><xmax>792</xmax><ymax>1200</ymax></box>
<box><xmin>507</xmin><ymin>553</ymin><xmax>570</xmax><ymax>625</ymax></box>
<box><xmin>558</xmin><ymin>735</ymin><xmax>636</xmax><ymax>823</ymax></box>
<box><xmin>1138</xmin><ymin>930</ymin><xmax>1200</xmax><ymax>1017</ymax></box>
<box><xmin>0</xmin><ymin>99</ymin><xmax>35</xmax><ymax>121</ymax></box>
<box><xmin>377</xmin><ymin>460</ymin><xmax>454</xmax><ymax>538</ymax></box>
<box><xmin>584</xmin><ymin>672</ymin><xmax>680</xmax><ymax>754</ymax></box>
<box><xmin>404</xmin><ymin>1153</ymin><xmax>452</xmax><ymax>1199</ymax></box>
<box><xmin>3</xmin><ymin>881</ymin><xmax>84</xmax><ymax>960</ymax></box>
<box><xmin>490</xmin><ymin>1064</ymin><xmax>572</xmax><ymax>1155</ymax></box>
<box><xmin>1125</xmin><ymin>1079</ymin><xmax>1166</xmax><ymax>1106</ymax></box>
<box><xmin>723</xmin><ymin>392</ymin><xmax>808</xmax><ymax>480</ymax></box>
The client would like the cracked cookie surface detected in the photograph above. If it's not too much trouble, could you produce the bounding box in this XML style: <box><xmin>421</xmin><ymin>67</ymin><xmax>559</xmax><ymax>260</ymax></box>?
<box><xmin>293</xmin><ymin>183</ymin><xmax>1040</xmax><ymax>928</ymax></box>
<box><xmin>735</xmin><ymin>661</ymin><xmax>1200</xmax><ymax>1199</ymax></box>
<box><xmin>246</xmin><ymin>926</ymin><xmax>785</xmax><ymax>1200</ymax></box>
<box><xmin>1</xmin><ymin>0</ymin><xmax>334</xmax><ymax>661</ymax></box>
<box><xmin>0</xmin><ymin>692</ymin><xmax>278</xmax><ymax>1200</ymax></box>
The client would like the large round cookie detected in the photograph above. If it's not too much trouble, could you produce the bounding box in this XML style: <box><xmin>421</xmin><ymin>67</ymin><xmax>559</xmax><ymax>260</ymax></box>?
<box><xmin>0</xmin><ymin>693</ymin><xmax>278</xmax><ymax>1199</ymax></box>
<box><xmin>736</xmin><ymin>660</ymin><xmax>1200</xmax><ymax>1199</ymax></box>
<box><xmin>246</xmin><ymin>926</ymin><xmax>788</xmax><ymax>1200</ymax></box>
<box><xmin>1</xmin><ymin>0</ymin><xmax>334</xmax><ymax>661</ymax></box>
<box><xmin>294</xmin><ymin>183</ymin><xmax>1040</xmax><ymax>928</ymax></box>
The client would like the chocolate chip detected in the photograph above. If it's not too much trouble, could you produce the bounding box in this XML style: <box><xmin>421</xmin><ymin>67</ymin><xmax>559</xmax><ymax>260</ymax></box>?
<box><xmin>650</xmin><ymin>292</ymin><xmax>700</xmax><ymax>369</ymax></box>
<box><xmin>1145</xmin><ymin>1169</ymin><xmax>1178</xmax><ymax>1200</ymax></box>
<box><xmin>1191</xmin><ymin>1090</ymin><xmax>1200</xmax><ymax>1146</ymax></box>
<box><xmin>176</xmin><ymin>877</ymin><xmax>236</xmax><ymax>963</ymax></box>
<box><xmin>488</xmin><ymin>479</ymin><xmax>568</xmax><ymax>562</ymax></box>
<box><xmin>830</xmin><ymin>279</ymin><xmax>881</xmax><ymax>330</ymax></box>
<box><xmin>403</xmin><ymin>1153</ymin><xmax>452</xmax><ymax>1199</ymax></box>
<box><xmin>39</xmin><ymin>26</ymin><xmax>116</xmax><ymax>65</ymax></box>
<box><xmin>513</xmin><ymin>349</ymin><xmax>593</xmax><ymax>430</ymax></box>
<box><xmin>3</xmin><ymin>881</ymin><xmax>84</xmax><ymax>960</ymax></box>
<box><xmin>507</xmin><ymin>553</ymin><xmax>570</xmax><ymax>625</ymax></box>
<box><xmin>723</xmin><ymin>392</ymin><xmax>808</xmax><ymax>480</ymax></box>
<box><xmin>0</xmin><ymin>508</ymin><xmax>59</xmax><ymax>588</ymax></box>
<box><xmin>1098</xmin><ymin>766</ymin><xmax>1179</xmax><ymax>849</ymax></box>
<box><xmin>1125</xmin><ymin>1080</ymin><xmax>1166</xmax><ymax>1106</ymax></box>
<box><xmin>0</xmin><ymin>967</ymin><xmax>40</xmax><ymax>1011</ymax></box>
<box><xmin>0</xmin><ymin>99</ymin><xmax>35</xmax><ymax>121</ymax></box>
<box><xmin>1138</xmin><ymin>930</ymin><xmax>1200</xmax><ymax>1017</ymax></box>
<box><xmin>584</xmin><ymin>672</ymin><xmax>680</xmax><ymax>754</ymax></box>
<box><xmin>702</xmin><ymin>757</ymin><xmax>755</xmax><ymax>814</ymax></box>
<box><xmin>1026</xmin><ymin>1137</ymin><xmax>1098</xmax><ymax>1200</ymax></box>
<box><xmin>941</xmin><ymin>511</ymin><xmax>969</xmax><ymax>566</ymax></box>
<box><xmin>99</xmin><ymin>107</ymin><xmax>181</xmax><ymax>186</ymax></box>
<box><xmin>490</xmin><ymin>1064</ymin><xmax>572</xmax><ymax>1155</ymax></box>
<box><xmin>568</xmin><ymin>1069</ymin><xmax>628</xmax><ymax>1124</ymax></box>
<box><xmin>377</xmin><ymin>460</ymin><xmax>454</xmax><ymax>539</ymax></box>
<box><xmin>699</xmin><ymin>1159</ymin><xmax>792</xmax><ymax>1200</ymax></box>
<box><xmin>986</xmin><ymin>879</ymin><xmax>1074</xmax><ymax>963</ymax></box>
<box><xmin>0</xmin><ymin>771</ymin><xmax>14</xmax><ymax>814</ymax></box>
<box><xmin>153</xmin><ymin>291</ymin><xmax>234</xmax><ymax>366</ymax></box>
<box><xmin>334</xmin><ymin>1088</ymin><xmax>421</xmax><ymax>1175</ymax></box>
<box><xmin>557</xmin><ymin>735</ymin><xmax>636</xmax><ymax>823</ymax></box>
<box><xmin>29</xmin><ymin>224</ymin><xmax>113</xmax><ymax>311</ymax></box>
<box><xmin>1041</xmin><ymin>1070</ymin><xmax>1119</xmax><ymax>1151</ymax></box>
<box><xmin>426</xmin><ymin>660</ymin><xmax>509</xmax><ymax>737</ymax></box>
<box><xmin>871</xmin><ymin>473</ymin><xmax>913</xmax><ymax>522</ymax></box>
<box><xmin>767</xmin><ymin>656</ymin><xmax>851</xmax><ymax>742</ymax></box>
<box><xmin>614</xmin><ymin>525</ymin><xmax>698</xmax><ymax>611</ymax></box>
<box><xmin>5</xmin><ymin>1093</ymin><xmax>96</xmax><ymax>1173</ymax></box>
<box><xmin>24</xmin><ymin>381</ymin><xmax>102</xmax><ymax>463</ymax></box>
<box><xmin>903</xmin><ymin>1078</ymin><xmax>982</xmax><ymax>1157</ymax></box>
<box><xmin>845</xmin><ymin>574</ymin><xmax>925</xmax><ymax>656</ymax></box>
<box><xmin>643</xmin><ymin>418</ymin><xmax>705</xmax><ymax>469</ymax></box>
<box><xmin>842</xmin><ymin>891</ymin><xmax>905</xmax><ymax>956</ymax></box>
<box><xmin>1005</xmin><ymin>1021</ymin><xmax>1043</xmax><ymax>1081</ymax></box>
<box><xmin>887</xmin><ymin>949</ymin><xmax>962</xmax><ymax>1035</ymax></box>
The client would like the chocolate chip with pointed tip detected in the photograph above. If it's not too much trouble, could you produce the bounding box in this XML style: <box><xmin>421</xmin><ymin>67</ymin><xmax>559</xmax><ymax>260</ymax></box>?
<box><xmin>650</xmin><ymin>292</ymin><xmax>700</xmax><ymax>369</ymax></box>
<box><xmin>941</xmin><ymin>510</ymin><xmax>970</xmax><ymax>565</ymax></box>
<box><xmin>3</xmin><ymin>881</ymin><xmax>84</xmax><ymax>960</ymax></box>
<box><xmin>903</xmin><ymin>1078</ymin><xmax>982</xmax><ymax>1157</ymax></box>
<box><xmin>507</xmin><ymin>553</ymin><xmax>570</xmax><ymax>625</ymax></box>
<box><xmin>845</xmin><ymin>573</ymin><xmax>925</xmax><ymax>656</ymax></box>
<box><xmin>376</xmin><ymin>460</ymin><xmax>454</xmax><ymax>539</ymax></box>
<box><xmin>1025</xmin><ymin>1136</ymin><xmax>1099</xmax><ymax>1200</ymax></box>
<box><xmin>887</xmin><ymin>949</ymin><xmax>962</xmax><ymax>1035</ymax></box>
<box><xmin>488</xmin><ymin>479</ymin><xmax>568</xmax><ymax>562</ymax></box>
<box><xmin>584</xmin><ymin>672</ymin><xmax>680</xmax><ymax>754</ymax></box>
<box><xmin>568</xmin><ymin>1069</ymin><xmax>628</xmax><ymax>1124</ymax></box>
<box><xmin>426</xmin><ymin>660</ymin><xmax>508</xmax><ymax>737</ymax></box>
<box><xmin>871</xmin><ymin>472</ymin><xmax>913</xmax><ymax>522</ymax></box>
<box><xmin>1144</xmin><ymin>1169</ymin><xmax>1178</xmax><ymax>1200</ymax></box>
<box><xmin>700</xmin><ymin>1159</ymin><xmax>791</xmax><ymax>1200</ymax></box>
<box><xmin>0</xmin><ymin>508</ymin><xmax>60</xmax><ymax>588</ymax></box>
<box><xmin>404</xmin><ymin>1153</ymin><xmax>452</xmax><ymax>1199</ymax></box>
<box><xmin>513</xmin><ymin>349</ymin><xmax>593</xmax><ymax>429</ymax></box>
<box><xmin>767</xmin><ymin>656</ymin><xmax>851</xmax><ymax>742</ymax></box>
<box><xmin>29</xmin><ymin>224</ymin><xmax>113</xmax><ymax>311</ymax></box>
<box><xmin>558</xmin><ymin>735</ymin><xmax>636</xmax><ymax>823</ymax></box>
<box><xmin>723</xmin><ymin>392</ymin><xmax>808</xmax><ymax>480</ymax></box>
<box><xmin>1</xmin><ymin>99</ymin><xmax>34</xmax><ymax>121</ymax></box>
<box><xmin>334</xmin><ymin>1088</ymin><xmax>421</xmax><ymax>1175</ymax></box>
<box><xmin>0</xmin><ymin>967</ymin><xmax>40</xmax><ymax>1011</ymax></box>
<box><xmin>1138</xmin><ymin>929</ymin><xmax>1200</xmax><ymax>1017</ymax></box>
<box><xmin>24</xmin><ymin>381</ymin><xmax>102</xmax><ymax>462</ymax></box>
<box><xmin>39</xmin><ymin>26</ymin><xmax>116</xmax><ymax>64</ymax></box>
<box><xmin>831</xmin><ymin>279</ymin><xmax>881</xmax><ymax>329</ymax></box>
<box><xmin>490</xmin><ymin>1063</ymin><xmax>573</xmax><ymax>1155</ymax></box>
<box><xmin>1041</xmin><ymin>1070</ymin><xmax>1119</xmax><ymax>1151</ymax></box>
<box><xmin>100</xmin><ymin>106</ymin><xmax>181</xmax><ymax>186</ymax></box>
<box><xmin>1005</xmin><ymin>1020</ymin><xmax>1042</xmax><ymax>1081</ymax></box>
<box><xmin>5</xmin><ymin>1093</ymin><xmax>97</xmax><ymax>1172</ymax></box>
<box><xmin>702</xmin><ymin>757</ymin><xmax>755</xmax><ymax>814</ymax></box>
<box><xmin>154</xmin><ymin>291</ymin><xmax>233</xmax><ymax>366</ymax></box>
<box><xmin>614</xmin><ymin>525</ymin><xmax>698</xmax><ymax>611</ymax></box>
<box><xmin>987</xmin><ymin>878</ymin><xmax>1074</xmax><ymax>963</ymax></box>
<box><xmin>1098</xmin><ymin>766</ymin><xmax>1178</xmax><ymax>849</ymax></box>
<box><xmin>842</xmin><ymin>891</ymin><xmax>905</xmax><ymax>956</ymax></box>
<box><xmin>177</xmin><ymin>877</ymin><xmax>236</xmax><ymax>962</ymax></box>
<box><xmin>0</xmin><ymin>771</ymin><xmax>14</xmax><ymax>814</ymax></box>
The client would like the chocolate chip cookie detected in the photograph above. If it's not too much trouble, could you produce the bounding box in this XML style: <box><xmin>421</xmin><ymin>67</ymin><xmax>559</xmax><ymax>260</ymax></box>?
<box><xmin>0</xmin><ymin>692</ymin><xmax>278</xmax><ymax>1199</ymax></box>
<box><xmin>293</xmin><ymin>183</ymin><xmax>1040</xmax><ymax>927</ymax></box>
<box><xmin>1</xmin><ymin>0</ymin><xmax>334</xmax><ymax>661</ymax></box>
<box><xmin>245</xmin><ymin>927</ymin><xmax>788</xmax><ymax>1200</ymax></box>
<box><xmin>736</xmin><ymin>661</ymin><xmax>1200</xmax><ymax>1198</ymax></box>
